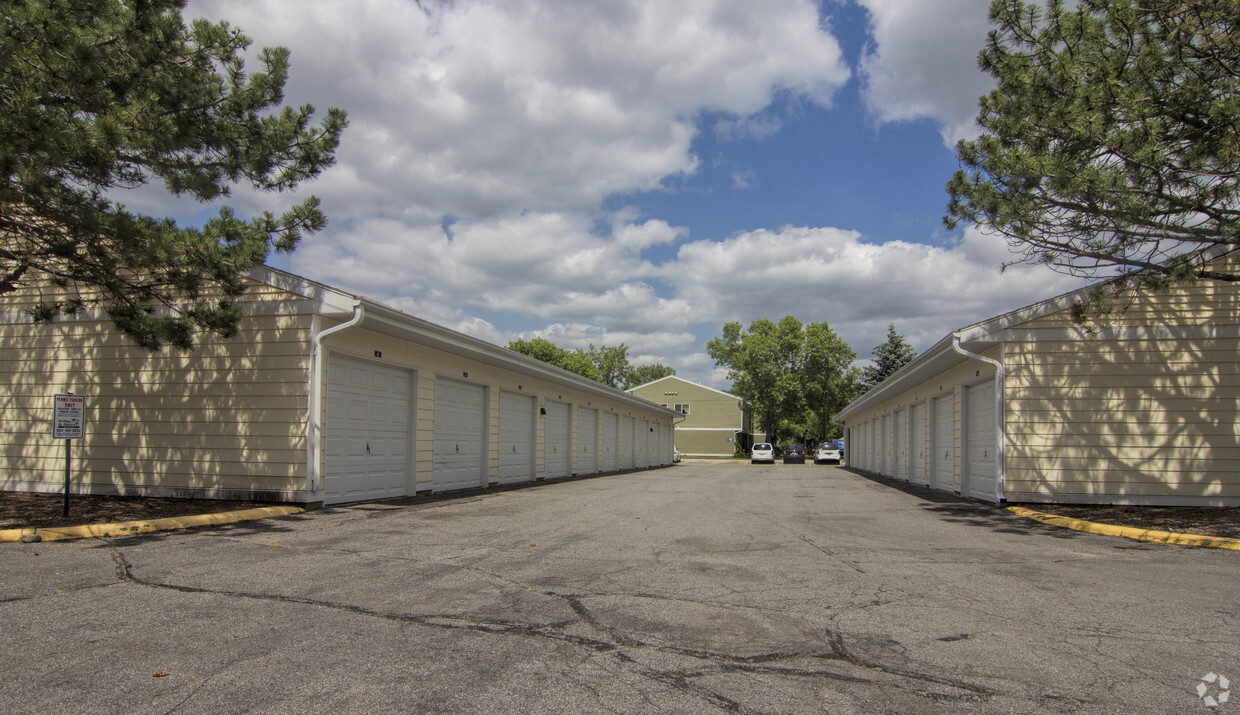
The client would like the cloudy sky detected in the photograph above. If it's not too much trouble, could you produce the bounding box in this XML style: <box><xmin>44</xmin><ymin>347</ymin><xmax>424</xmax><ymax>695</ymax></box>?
<box><xmin>171</xmin><ymin>0</ymin><xmax>1089</xmax><ymax>387</ymax></box>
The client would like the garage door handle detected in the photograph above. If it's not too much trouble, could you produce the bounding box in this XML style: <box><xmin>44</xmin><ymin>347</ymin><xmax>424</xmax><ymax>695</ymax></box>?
<box><xmin>455</xmin><ymin>444</ymin><xmax>460</xmax><ymax>453</ymax></box>
<box><xmin>366</xmin><ymin>442</ymin><xmax>370</xmax><ymax>455</ymax></box>
<box><xmin>512</xmin><ymin>446</ymin><xmax>517</xmax><ymax>454</ymax></box>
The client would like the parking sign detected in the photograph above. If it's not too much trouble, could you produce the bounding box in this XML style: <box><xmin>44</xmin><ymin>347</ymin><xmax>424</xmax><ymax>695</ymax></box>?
<box><xmin>53</xmin><ymin>394</ymin><xmax>85</xmax><ymax>439</ymax></box>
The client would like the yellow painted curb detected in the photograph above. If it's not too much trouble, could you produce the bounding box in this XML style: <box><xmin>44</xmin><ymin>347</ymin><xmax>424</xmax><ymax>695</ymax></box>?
<box><xmin>0</xmin><ymin>505</ymin><xmax>305</xmax><ymax>543</ymax></box>
<box><xmin>1007</xmin><ymin>506</ymin><xmax>1240</xmax><ymax>551</ymax></box>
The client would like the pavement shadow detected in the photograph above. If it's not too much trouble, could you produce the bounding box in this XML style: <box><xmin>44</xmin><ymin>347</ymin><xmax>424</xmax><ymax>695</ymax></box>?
<box><xmin>844</xmin><ymin>468</ymin><xmax>1082</xmax><ymax>540</ymax></box>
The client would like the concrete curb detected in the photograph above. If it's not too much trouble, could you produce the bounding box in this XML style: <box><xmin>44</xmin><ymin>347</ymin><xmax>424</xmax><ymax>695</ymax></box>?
<box><xmin>1007</xmin><ymin>506</ymin><xmax>1240</xmax><ymax>551</ymax></box>
<box><xmin>0</xmin><ymin>505</ymin><xmax>306</xmax><ymax>543</ymax></box>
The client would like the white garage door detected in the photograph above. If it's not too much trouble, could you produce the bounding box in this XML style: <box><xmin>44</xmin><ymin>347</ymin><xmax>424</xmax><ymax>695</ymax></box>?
<box><xmin>544</xmin><ymin>400</ymin><xmax>570</xmax><ymax>478</ymax></box>
<box><xmin>893</xmin><ymin>409</ymin><xmax>905</xmax><ymax>479</ymax></box>
<box><xmin>433</xmin><ymin>378</ymin><xmax>486</xmax><ymax>492</ymax></box>
<box><xmin>932</xmin><ymin>394</ymin><xmax>955</xmax><ymax>491</ymax></box>
<box><xmin>324</xmin><ymin>355</ymin><xmax>412</xmax><ymax>505</ymax></box>
<box><xmin>577</xmin><ymin>407</ymin><xmax>598</xmax><ymax>474</ymax></box>
<box><xmin>622</xmin><ymin>417</ymin><xmax>636</xmax><ymax>469</ymax></box>
<box><xmin>601</xmin><ymin>412</ymin><xmax>619</xmax><ymax>472</ymax></box>
<box><xmin>498</xmin><ymin>391</ymin><xmax>536</xmax><ymax>485</ymax></box>
<box><xmin>965</xmin><ymin>381</ymin><xmax>998</xmax><ymax>502</ymax></box>
<box><xmin>910</xmin><ymin>403</ymin><xmax>928</xmax><ymax>485</ymax></box>
<box><xmin>881</xmin><ymin>414</ymin><xmax>890</xmax><ymax>475</ymax></box>
<box><xmin>636</xmin><ymin>419</ymin><xmax>649</xmax><ymax>468</ymax></box>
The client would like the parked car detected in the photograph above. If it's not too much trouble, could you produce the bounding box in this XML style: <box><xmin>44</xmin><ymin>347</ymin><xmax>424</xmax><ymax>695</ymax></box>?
<box><xmin>781</xmin><ymin>443</ymin><xmax>806</xmax><ymax>464</ymax></box>
<box><xmin>814</xmin><ymin>441</ymin><xmax>843</xmax><ymax>464</ymax></box>
<box><xmin>750</xmin><ymin>443</ymin><xmax>775</xmax><ymax>464</ymax></box>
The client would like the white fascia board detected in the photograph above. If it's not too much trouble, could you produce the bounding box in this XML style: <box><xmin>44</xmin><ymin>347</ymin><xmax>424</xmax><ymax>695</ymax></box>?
<box><xmin>835</xmin><ymin>246</ymin><xmax>1240</xmax><ymax>422</ymax></box>
<box><xmin>357</xmin><ymin>300</ymin><xmax>679</xmax><ymax>418</ymax></box>
<box><xmin>247</xmin><ymin>265</ymin><xmax>356</xmax><ymax>316</ymax></box>
<box><xmin>628</xmin><ymin>375</ymin><xmax>740</xmax><ymax>402</ymax></box>
<box><xmin>954</xmin><ymin>245</ymin><xmax>1239</xmax><ymax>343</ymax></box>
<box><xmin>834</xmin><ymin>335</ymin><xmax>966</xmax><ymax>422</ymax></box>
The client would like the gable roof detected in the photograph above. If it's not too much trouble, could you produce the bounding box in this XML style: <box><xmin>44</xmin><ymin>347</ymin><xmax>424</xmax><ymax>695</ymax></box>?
<box><xmin>248</xmin><ymin>265</ymin><xmax>679</xmax><ymax>418</ymax></box>
<box><xmin>834</xmin><ymin>246</ymin><xmax>1238</xmax><ymax>421</ymax></box>
<box><xmin>626</xmin><ymin>374</ymin><xmax>741</xmax><ymax>402</ymax></box>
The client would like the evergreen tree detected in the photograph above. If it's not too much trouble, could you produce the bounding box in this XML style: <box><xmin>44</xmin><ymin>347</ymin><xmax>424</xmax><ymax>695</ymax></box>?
<box><xmin>945</xmin><ymin>0</ymin><xmax>1240</xmax><ymax>289</ymax></box>
<box><xmin>860</xmin><ymin>324</ymin><xmax>916</xmax><ymax>391</ymax></box>
<box><xmin>1</xmin><ymin>0</ymin><xmax>348</xmax><ymax>349</ymax></box>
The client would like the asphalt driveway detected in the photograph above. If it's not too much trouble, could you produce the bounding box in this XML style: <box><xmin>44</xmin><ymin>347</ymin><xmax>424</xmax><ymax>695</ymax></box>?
<box><xmin>2</xmin><ymin>461</ymin><xmax>1235</xmax><ymax>713</ymax></box>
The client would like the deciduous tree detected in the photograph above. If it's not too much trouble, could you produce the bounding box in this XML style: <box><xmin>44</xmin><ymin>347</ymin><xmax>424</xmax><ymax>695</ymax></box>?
<box><xmin>624</xmin><ymin>363</ymin><xmax>676</xmax><ymax>389</ymax></box>
<box><xmin>708</xmin><ymin>316</ymin><xmax>855</xmax><ymax>447</ymax></box>
<box><xmin>505</xmin><ymin>338</ymin><xmax>600</xmax><ymax>382</ymax></box>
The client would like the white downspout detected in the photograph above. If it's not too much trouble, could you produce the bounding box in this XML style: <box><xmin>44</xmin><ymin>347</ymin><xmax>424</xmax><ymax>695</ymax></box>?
<box><xmin>951</xmin><ymin>334</ymin><xmax>1006</xmax><ymax>503</ymax></box>
<box><xmin>307</xmin><ymin>302</ymin><xmax>364</xmax><ymax>498</ymax></box>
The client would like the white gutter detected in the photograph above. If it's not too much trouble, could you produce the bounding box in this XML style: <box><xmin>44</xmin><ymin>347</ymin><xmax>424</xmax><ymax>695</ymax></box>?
<box><xmin>306</xmin><ymin>302</ymin><xmax>364</xmax><ymax>496</ymax></box>
<box><xmin>951</xmin><ymin>334</ymin><xmax>1006</xmax><ymax>503</ymax></box>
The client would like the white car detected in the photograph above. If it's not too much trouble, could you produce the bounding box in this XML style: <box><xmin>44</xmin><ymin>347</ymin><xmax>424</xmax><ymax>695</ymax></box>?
<box><xmin>750</xmin><ymin>443</ymin><xmax>775</xmax><ymax>464</ymax></box>
<box><xmin>814</xmin><ymin>442</ymin><xmax>843</xmax><ymax>464</ymax></box>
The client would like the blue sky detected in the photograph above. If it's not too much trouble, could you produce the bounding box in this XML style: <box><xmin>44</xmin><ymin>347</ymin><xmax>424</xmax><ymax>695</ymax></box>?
<box><xmin>166</xmin><ymin>0</ymin><xmax>1089</xmax><ymax>387</ymax></box>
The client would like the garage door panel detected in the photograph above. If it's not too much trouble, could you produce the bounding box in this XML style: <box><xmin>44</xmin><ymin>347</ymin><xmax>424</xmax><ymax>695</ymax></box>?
<box><xmin>965</xmin><ymin>381</ymin><xmax>997</xmax><ymax>502</ymax></box>
<box><xmin>434</xmin><ymin>379</ymin><xmax>487</xmax><ymax>492</ymax></box>
<box><xmin>578</xmin><ymin>408</ymin><xmax>598</xmax><ymax>474</ymax></box>
<box><xmin>325</xmin><ymin>356</ymin><xmax>413</xmax><ymax>505</ymax></box>
<box><xmin>601</xmin><ymin>413</ymin><xmax>619</xmax><ymax>472</ymax></box>
<box><xmin>932</xmin><ymin>394</ymin><xmax>954</xmax><ymax>492</ymax></box>
<box><xmin>499</xmin><ymin>391</ymin><xmax>536</xmax><ymax>485</ymax></box>
<box><xmin>544</xmin><ymin>400</ymin><xmax>570</xmax><ymax>478</ymax></box>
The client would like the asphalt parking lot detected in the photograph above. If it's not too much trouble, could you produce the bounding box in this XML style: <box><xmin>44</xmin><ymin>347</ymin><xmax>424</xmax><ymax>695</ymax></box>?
<box><xmin>2</xmin><ymin>461</ymin><xmax>1236</xmax><ymax>713</ymax></box>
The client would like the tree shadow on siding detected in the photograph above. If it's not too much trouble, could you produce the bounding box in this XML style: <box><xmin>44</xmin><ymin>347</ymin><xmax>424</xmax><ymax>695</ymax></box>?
<box><xmin>1008</xmin><ymin>301</ymin><xmax>1238</xmax><ymax>503</ymax></box>
<box><xmin>2</xmin><ymin>311</ymin><xmax>311</xmax><ymax>503</ymax></box>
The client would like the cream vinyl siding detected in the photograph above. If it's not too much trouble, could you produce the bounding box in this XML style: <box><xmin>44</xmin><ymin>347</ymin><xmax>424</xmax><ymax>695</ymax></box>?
<box><xmin>319</xmin><ymin>325</ymin><xmax>676</xmax><ymax>491</ymax></box>
<box><xmin>842</xmin><ymin>353</ymin><xmax>993</xmax><ymax>493</ymax></box>
<box><xmin>1</xmin><ymin>268</ymin><xmax>679</xmax><ymax>504</ymax></box>
<box><xmin>0</xmin><ymin>311</ymin><xmax>313</xmax><ymax>499</ymax></box>
<box><xmin>1004</xmin><ymin>335</ymin><xmax>1240</xmax><ymax>502</ymax></box>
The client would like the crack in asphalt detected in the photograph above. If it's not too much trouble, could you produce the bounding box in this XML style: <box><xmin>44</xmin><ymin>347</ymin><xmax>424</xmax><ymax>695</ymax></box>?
<box><xmin>107</xmin><ymin>550</ymin><xmax>995</xmax><ymax>711</ymax></box>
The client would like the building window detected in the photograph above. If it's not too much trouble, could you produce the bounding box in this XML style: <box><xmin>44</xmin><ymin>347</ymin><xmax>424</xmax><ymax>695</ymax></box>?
<box><xmin>674</xmin><ymin>403</ymin><xmax>690</xmax><ymax>415</ymax></box>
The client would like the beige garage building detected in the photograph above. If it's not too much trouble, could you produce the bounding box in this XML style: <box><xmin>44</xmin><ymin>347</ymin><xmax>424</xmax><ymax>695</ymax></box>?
<box><xmin>836</xmin><ymin>250</ymin><xmax>1240</xmax><ymax>506</ymax></box>
<box><xmin>0</xmin><ymin>266</ymin><xmax>678</xmax><ymax>505</ymax></box>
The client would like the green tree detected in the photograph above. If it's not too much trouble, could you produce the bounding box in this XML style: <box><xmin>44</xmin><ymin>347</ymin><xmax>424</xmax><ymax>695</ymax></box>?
<box><xmin>708</xmin><ymin>316</ymin><xmax>855</xmax><ymax>447</ymax></box>
<box><xmin>624</xmin><ymin>363</ymin><xmax>676</xmax><ymax>389</ymax></box>
<box><xmin>945</xmin><ymin>0</ymin><xmax>1240</xmax><ymax>291</ymax></box>
<box><xmin>801</xmin><ymin>321</ymin><xmax>859</xmax><ymax>440</ymax></box>
<box><xmin>1</xmin><ymin>0</ymin><xmax>348</xmax><ymax>349</ymax></box>
<box><xmin>860</xmin><ymin>324</ymin><xmax>917</xmax><ymax>392</ymax></box>
<box><xmin>585</xmin><ymin>343</ymin><xmax>632</xmax><ymax>389</ymax></box>
<box><xmin>505</xmin><ymin>338</ymin><xmax>600</xmax><ymax>382</ymax></box>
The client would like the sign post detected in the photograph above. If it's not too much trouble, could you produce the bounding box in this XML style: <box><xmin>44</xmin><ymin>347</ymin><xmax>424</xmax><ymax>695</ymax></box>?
<box><xmin>53</xmin><ymin>394</ymin><xmax>85</xmax><ymax>518</ymax></box>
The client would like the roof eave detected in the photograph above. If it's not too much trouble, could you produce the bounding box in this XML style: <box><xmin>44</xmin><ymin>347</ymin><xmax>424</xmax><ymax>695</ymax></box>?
<box><xmin>357</xmin><ymin>300</ymin><xmax>679</xmax><ymax>417</ymax></box>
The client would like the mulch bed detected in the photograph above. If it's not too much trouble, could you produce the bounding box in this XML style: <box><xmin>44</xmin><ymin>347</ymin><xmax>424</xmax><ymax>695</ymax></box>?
<box><xmin>0</xmin><ymin>493</ymin><xmax>274</xmax><ymax>531</ymax></box>
<box><xmin>1015</xmin><ymin>504</ymin><xmax>1240</xmax><ymax>539</ymax></box>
